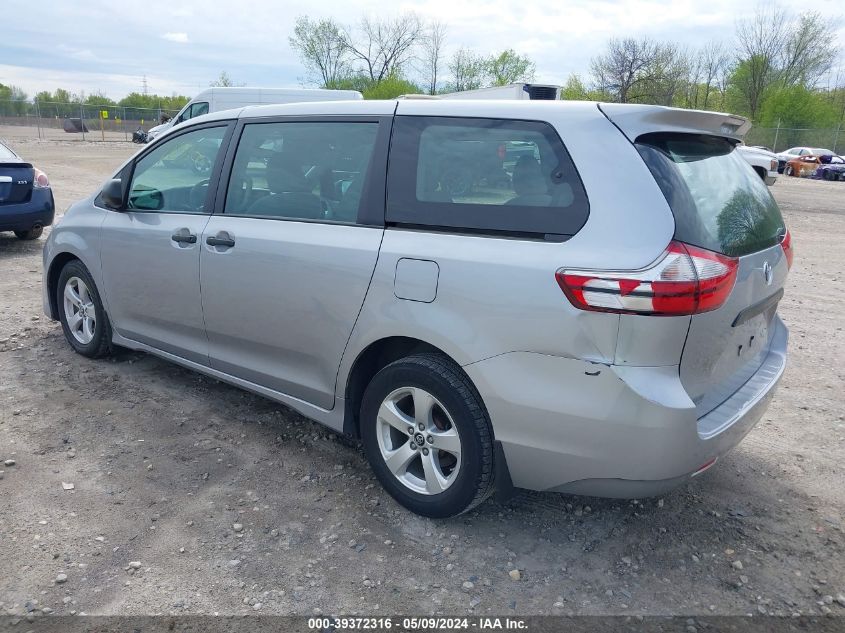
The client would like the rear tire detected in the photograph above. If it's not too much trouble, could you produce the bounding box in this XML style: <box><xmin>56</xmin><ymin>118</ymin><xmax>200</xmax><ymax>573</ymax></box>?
<box><xmin>14</xmin><ymin>226</ymin><xmax>43</xmax><ymax>240</ymax></box>
<box><xmin>57</xmin><ymin>260</ymin><xmax>113</xmax><ymax>358</ymax></box>
<box><xmin>785</xmin><ymin>165</ymin><xmax>795</xmax><ymax>177</ymax></box>
<box><xmin>360</xmin><ymin>353</ymin><xmax>495</xmax><ymax>518</ymax></box>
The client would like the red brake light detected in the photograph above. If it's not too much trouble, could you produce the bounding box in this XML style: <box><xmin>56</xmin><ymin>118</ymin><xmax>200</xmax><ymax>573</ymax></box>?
<box><xmin>33</xmin><ymin>167</ymin><xmax>49</xmax><ymax>189</ymax></box>
<box><xmin>780</xmin><ymin>228</ymin><xmax>793</xmax><ymax>270</ymax></box>
<box><xmin>556</xmin><ymin>241</ymin><xmax>738</xmax><ymax>316</ymax></box>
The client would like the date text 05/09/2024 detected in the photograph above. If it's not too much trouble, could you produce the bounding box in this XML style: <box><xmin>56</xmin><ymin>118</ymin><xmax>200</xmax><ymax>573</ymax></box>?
<box><xmin>307</xmin><ymin>617</ymin><xmax>528</xmax><ymax>630</ymax></box>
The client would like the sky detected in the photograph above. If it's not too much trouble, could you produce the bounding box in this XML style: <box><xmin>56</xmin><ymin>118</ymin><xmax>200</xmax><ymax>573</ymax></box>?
<box><xmin>2</xmin><ymin>0</ymin><xmax>843</xmax><ymax>100</ymax></box>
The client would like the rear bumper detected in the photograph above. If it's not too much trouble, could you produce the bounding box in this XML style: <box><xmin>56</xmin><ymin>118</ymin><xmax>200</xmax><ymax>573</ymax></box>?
<box><xmin>0</xmin><ymin>189</ymin><xmax>55</xmax><ymax>232</ymax></box>
<box><xmin>464</xmin><ymin>316</ymin><xmax>788</xmax><ymax>497</ymax></box>
<box><xmin>765</xmin><ymin>172</ymin><xmax>777</xmax><ymax>186</ymax></box>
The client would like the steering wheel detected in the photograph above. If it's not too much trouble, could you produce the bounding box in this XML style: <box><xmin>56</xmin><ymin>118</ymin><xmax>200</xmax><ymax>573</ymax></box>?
<box><xmin>189</xmin><ymin>179</ymin><xmax>211</xmax><ymax>211</ymax></box>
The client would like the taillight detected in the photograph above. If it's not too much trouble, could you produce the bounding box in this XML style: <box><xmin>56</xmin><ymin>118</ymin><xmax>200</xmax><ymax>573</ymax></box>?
<box><xmin>770</xmin><ymin>159</ymin><xmax>778</xmax><ymax>171</ymax></box>
<box><xmin>556</xmin><ymin>241</ymin><xmax>738</xmax><ymax>316</ymax></box>
<box><xmin>780</xmin><ymin>227</ymin><xmax>793</xmax><ymax>269</ymax></box>
<box><xmin>33</xmin><ymin>167</ymin><xmax>49</xmax><ymax>189</ymax></box>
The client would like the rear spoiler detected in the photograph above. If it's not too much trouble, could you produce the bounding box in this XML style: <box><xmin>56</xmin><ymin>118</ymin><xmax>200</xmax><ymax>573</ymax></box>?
<box><xmin>598</xmin><ymin>103</ymin><xmax>750</xmax><ymax>143</ymax></box>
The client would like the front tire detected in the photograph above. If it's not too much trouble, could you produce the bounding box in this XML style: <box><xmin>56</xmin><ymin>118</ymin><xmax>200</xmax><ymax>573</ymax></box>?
<box><xmin>14</xmin><ymin>226</ymin><xmax>43</xmax><ymax>240</ymax></box>
<box><xmin>360</xmin><ymin>353</ymin><xmax>495</xmax><ymax>518</ymax></box>
<box><xmin>785</xmin><ymin>165</ymin><xmax>795</xmax><ymax>177</ymax></box>
<box><xmin>57</xmin><ymin>260</ymin><xmax>113</xmax><ymax>358</ymax></box>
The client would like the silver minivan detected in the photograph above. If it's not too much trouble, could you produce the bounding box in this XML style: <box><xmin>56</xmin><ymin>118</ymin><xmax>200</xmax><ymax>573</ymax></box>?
<box><xmin>43</xmin><ymin>99</ymin><xmax>791</xmax><ymax>517</ymax></box>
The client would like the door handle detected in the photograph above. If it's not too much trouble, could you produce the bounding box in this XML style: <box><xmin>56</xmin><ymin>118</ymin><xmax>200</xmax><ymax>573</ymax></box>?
<box><xmin>171</xmin><ymin>233</ymin><xmax>197</xmax><ymax>244</ymax></box>
<box><xmin>206</xmin><ymin>234</ymin><xmax>235</xmax><ymax>248</ymax></box>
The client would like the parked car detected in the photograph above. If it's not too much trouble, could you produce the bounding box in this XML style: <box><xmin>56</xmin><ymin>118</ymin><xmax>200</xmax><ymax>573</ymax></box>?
<box><xmin>0</xmin><ymin>140</ymin><xmax>55</xmax><ymax>240</ymax></box>
<box><xmin>783</xmin><ymin>154</ymin><xmax>843</xmax><ymax>177</ymax></box>
<box><xmin>737</xmin><ymin>145</ymin><xmax>778</xmax><ymax>185</ymax></box>
<box><xmin>42</xmin><ymin>100</ymin><xmax>791</xmax><ymax>517</ymax></box>
<box><xmin>817</xmin><ymin>156</ymin><xmax>845</xmax><ymax>181</ymax></box>
<box><xmin>775</xmin><ymin>146</ymin><xmax>835</xmax><ymax>173</ymax></box>
<box><xmin>146</xmin><ymin>87</ymin><xmax>364</xmax><ymax>141</ymax></box>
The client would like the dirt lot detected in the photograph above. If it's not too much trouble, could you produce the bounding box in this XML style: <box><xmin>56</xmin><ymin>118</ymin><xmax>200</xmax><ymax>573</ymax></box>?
<box><xmin>1</xmin><ymin>135</ymin><xmax>844</xmax><ymax>618</ymax></box>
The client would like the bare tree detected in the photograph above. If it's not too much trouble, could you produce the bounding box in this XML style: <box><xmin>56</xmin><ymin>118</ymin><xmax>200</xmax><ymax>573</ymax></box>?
<box><xmin>649</xmin><ymin>43</ymin><xmax>690</xmax><ymax>106</ymax></box>
<box><xmin>779</xmin><ymin>11</ymin><xmax>838</xmax><ymax>87</ymax></box>
<box><xmin>590</xmin><ymin>37</ymin><xmax>669</xmax><ymax>103</ymax></box>
<box><xmin>210</xmin><ymin>71</ymin><xmax>244</xmax><ymax>87</ymax></box>
<box><xmin>343</xmin><ymin>13</ymin><xmax>424</xmax><ymax>82</ymax></box>
<box><xmin>289</xmin><ymin>16</ymin><xmax>350</xmax><ymax>87</ymax></box>
<box><xmin>734</xmin><ymin>6</ymin><xmax>790</xmax><ymax>119</ymax></box>
<box><xmin>699</xmin><ymin>41</ymin><xmax>729</xmax><ymax>109</ymax></box>
<box><xmin>420</xmin><ymin>20</ymin><xmax>447</xmax><ymax>94</ymax></box>
<box><xmin>448</xmin><ymin>48</ymin><xmax>487</xmax><ymax>92</ymax></box>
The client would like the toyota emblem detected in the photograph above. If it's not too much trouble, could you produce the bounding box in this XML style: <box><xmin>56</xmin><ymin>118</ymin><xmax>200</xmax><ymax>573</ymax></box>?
<box><xmin>763</xmin><ymin>261</ymin><xmax>773</xmax><ymax>285</ymax></box>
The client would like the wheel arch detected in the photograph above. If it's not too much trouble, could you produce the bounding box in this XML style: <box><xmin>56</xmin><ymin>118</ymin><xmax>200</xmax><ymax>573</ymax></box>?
<box><xmin>343</xmin><ymin>336</ymin><xmax>465</xmax><ymax>438</ymax></box>
<box><xmin>46</xmin><ymin>252</ymin><xmax>82</xmax><ymax>320</ymax></box>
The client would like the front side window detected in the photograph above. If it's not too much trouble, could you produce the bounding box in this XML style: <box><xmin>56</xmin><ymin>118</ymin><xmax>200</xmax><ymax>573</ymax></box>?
<box><xmin>191</xmin><ymin>102</ymin><xmax>209</xmax><ymax>118</ymax></box>
<box><xmin>387</xmin><ymin>116</ymin><xmax>589</xmax><ymax>237</ymax></box>
<box><xmin>127</xmin><ymin>125</ymin><xmax>227</xmax><ymax>212</ymax></box>
<box><xmin>224</xmin><ymin>121</ymin><xmax>379</xmax><ymax>223</ymax></box>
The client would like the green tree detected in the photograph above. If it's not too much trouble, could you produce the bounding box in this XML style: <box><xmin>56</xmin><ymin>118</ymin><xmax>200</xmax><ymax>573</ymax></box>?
<box><xmin>446</xmin><ymin>48</ymin><xmax>487</xmax><ymax>92</ymax></box>
<box><xmin>327</xmin><ymin>73</ymin><xmax>421</xmax><ymax>98</ymax></box>
<box><xmin>486</xmin><ymin>49</ymin><xmax>535</xmax><ymax>86</ymax></box>
<box><xmin>0</xmin><ymin>83</ymin><xmax>27</xmax><ymax>115</ymax></box>
<box><xmin>560</xmin><ymin>74</ymin><xmax>609</xmax><ymax>101</ymax></box>
<box><xmin>759</xmin><ymin>85</ymin><xmax>840</xmax><ymax>128</ymax></box>
<box><xmin>85</xmin><ymin>93</ymin><xmax>116</xmax><ymax>107</ymax></box>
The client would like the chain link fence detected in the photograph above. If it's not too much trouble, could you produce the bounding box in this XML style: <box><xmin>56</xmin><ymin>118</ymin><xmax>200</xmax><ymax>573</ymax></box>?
<box><xmin>740</xmin><ymin>126</ymin><xmax>843</xmax><ymax>153</ymax></box>
<box><xmin>0</xmin><ymin>100</ymin><xmax>182</xmax><ymax>143</ymax></box>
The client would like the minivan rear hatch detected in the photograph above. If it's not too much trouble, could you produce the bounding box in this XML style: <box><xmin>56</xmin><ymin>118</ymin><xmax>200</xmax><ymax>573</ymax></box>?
<box><xmin>635</xmin><ymin>132</ymin><xmax>789</xmax><ymax>418</ymax></box>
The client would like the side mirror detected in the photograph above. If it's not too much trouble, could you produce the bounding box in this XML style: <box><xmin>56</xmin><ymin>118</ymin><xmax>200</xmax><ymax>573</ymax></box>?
<box><xmin>101</xmin><ymin>178</ymin><xmax>124</xmax><ymax>210</ymax></box>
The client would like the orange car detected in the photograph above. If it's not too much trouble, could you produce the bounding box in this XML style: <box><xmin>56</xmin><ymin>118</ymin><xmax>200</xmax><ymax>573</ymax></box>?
<box><xmin>784</xmin><ymin>155</ymin><xmax>827</xmax><ymax>177</ymax></box>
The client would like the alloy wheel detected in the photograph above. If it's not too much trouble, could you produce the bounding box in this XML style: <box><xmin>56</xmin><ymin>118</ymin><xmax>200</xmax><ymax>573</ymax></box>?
<box><xmin>63</xmin><ymin>276</ymin><xmax>96</xmax><ymax>344</ymax></box>
<box><xmin>375</xmin><ymin>386</ymin><xmax>462</xmax><ymax>495</ymax></box>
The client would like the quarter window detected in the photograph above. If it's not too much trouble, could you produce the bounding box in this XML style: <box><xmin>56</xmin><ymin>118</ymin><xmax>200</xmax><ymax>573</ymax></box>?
<box><xmin>387</xmin><ymin>116</ymin><xmax>589</xmax><ymax>237</ymax></box>
<box><xmin>127</xmin><ymin>126</ymin><xmax>227</xmax><ymax>213</ymax></box>
<box><xmin>224</xmin><ymin>121</ymin><xmax>379</xmax><ymax>223</ymax></box>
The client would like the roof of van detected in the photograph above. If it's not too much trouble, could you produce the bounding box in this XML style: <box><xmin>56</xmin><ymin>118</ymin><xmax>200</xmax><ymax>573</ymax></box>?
<box><xmin>194</xmin><ymin>99</ymin><xmax>750</xmax><ymax>141</ymax></box>
<box><xmin>193</xmin><ymin>86</ymin><xmax>363</xmax><ymax>96</ymax></box>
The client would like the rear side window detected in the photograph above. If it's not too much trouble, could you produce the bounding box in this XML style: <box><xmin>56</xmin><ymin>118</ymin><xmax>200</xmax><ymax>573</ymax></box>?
<box><xmin>636</xmin><ymin>133</ymin><xmax>785</xmax><ymax>257</ymax></box>
<box><xmin>387</xmin><ymin>116</ymin><xmax>589</xmax><ymax>238</ymax></box>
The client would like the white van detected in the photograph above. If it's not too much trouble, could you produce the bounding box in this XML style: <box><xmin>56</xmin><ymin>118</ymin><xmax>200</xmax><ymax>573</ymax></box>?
<box><xmin>146</xmin><ymin>87</ymin><xmax>363</xmax><ymax>141</ymax></box>
<box><xmin>439</xmin><ymin>83</ymin><xmax>561</xmax><ymax>101</ymax></box>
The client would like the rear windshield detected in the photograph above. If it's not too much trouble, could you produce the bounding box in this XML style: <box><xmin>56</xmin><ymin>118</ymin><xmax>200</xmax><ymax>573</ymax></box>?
<box><xmin>0</xmin><ymin>143</ymin><xmax>16</xmax><ymax>160</ymax></box>
<box><xmin>637</xmin><ymin>133</ymin><xmax>785</xmax><ymax>257</ymax></box>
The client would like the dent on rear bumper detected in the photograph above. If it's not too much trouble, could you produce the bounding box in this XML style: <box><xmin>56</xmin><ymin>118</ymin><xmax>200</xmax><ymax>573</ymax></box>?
<box><xmin>465</xmin><ymin>317</ymin><xmax>787</xmax><ymax>496</ymax></box>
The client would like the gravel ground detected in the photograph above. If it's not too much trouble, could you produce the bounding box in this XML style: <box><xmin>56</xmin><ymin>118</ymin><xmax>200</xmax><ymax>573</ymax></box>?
<box><xmin>1</xmin><ymin>136</ymin><xmax>844</xmax><ymax>618</ymax></box>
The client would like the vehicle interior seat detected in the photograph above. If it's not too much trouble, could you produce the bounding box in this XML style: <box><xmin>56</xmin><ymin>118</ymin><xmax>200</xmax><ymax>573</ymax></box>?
<box><xmin>507</xmin><ymin>155</ymin><xmax>552</xmax><ymax>206</ymax></box>
<box><xmin>248</xmin><ymin>152</ymin><xmax>322</xmax><ymax>219</ymax></box>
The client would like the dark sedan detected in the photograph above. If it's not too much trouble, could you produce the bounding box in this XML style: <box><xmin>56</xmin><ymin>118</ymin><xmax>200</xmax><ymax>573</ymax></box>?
<box><xmin>0</xmin><ymin>140</ymin><xmax>55</xmax><ymax>240</ymax></box>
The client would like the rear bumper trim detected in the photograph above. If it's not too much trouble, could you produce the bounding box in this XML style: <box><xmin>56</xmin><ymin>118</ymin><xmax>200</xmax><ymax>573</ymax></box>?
<box><xmin>697</xmin><ymin>316</ymin><xmax>787</xmax><ymax>440</ymax></box>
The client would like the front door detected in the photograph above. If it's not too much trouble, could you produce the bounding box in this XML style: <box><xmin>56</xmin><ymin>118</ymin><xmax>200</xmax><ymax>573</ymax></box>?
<box><xmin>99</xmin><ymin>123</ymin><xmax>230</xmax><ymax>364</ymax></box>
